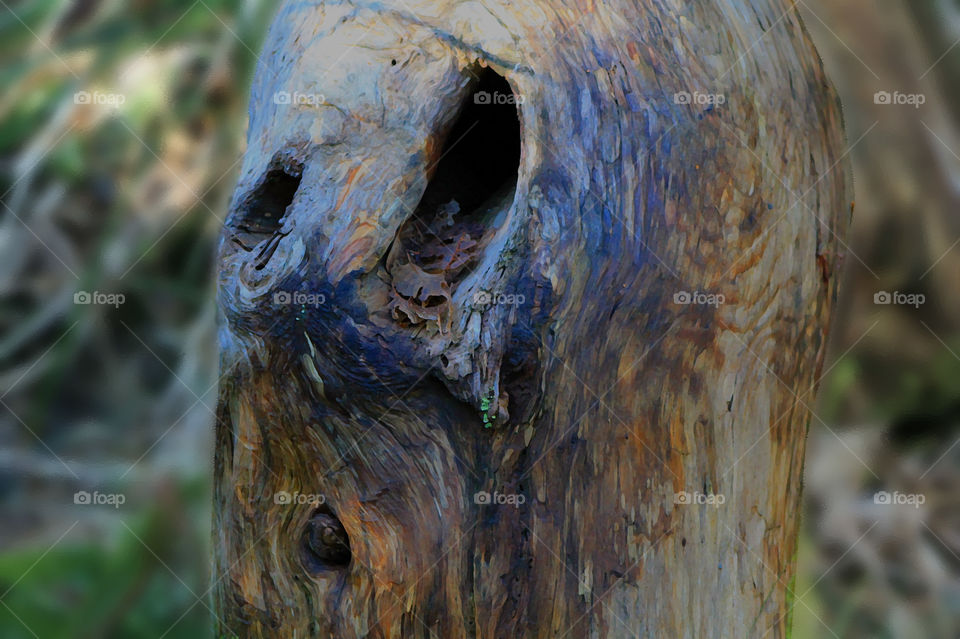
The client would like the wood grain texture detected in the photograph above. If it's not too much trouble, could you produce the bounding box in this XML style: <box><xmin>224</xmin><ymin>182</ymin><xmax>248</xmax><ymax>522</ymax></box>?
<box><xmin>213</xmin><ymin>0</ymin><xmax>850</xmax><ymax>636</ymax></box>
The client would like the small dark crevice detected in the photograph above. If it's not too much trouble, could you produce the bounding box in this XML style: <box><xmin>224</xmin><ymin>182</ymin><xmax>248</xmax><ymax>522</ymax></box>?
<box><xmin>499</xmin><ymin>322</ymin><xmax>541</xmax><ymax>427</ymax></box>
<box><xmin>230</xmin><ymin>158</ymin><xmax>302</xmax><ymax>254</ymax></box>
<box><xmin>300</xmin><ymin>505</ymin><xmax>351</xmax><ymax>573</ymax></box>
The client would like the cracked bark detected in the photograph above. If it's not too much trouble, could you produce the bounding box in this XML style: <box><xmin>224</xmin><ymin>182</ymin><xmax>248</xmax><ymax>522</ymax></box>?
<box><xmin>213</xmin><ymin>0</ymin><xmax>849</xmax><ymax>637</ymax></box>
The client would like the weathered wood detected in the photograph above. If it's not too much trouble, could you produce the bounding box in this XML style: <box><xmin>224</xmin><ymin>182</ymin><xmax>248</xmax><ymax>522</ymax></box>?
<box><xmin>213</xmin><ymin>0</ymin><xmax>849</xmax><ymax>636</ymax></box>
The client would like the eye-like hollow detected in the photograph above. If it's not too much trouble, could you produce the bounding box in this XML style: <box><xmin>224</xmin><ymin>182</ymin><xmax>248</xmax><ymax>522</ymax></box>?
<box><xmin>230</xmin><ymin>159</ymin><xmax>302</xmax><ymax>252</ymax></box>
<box><xmin>300</xmin><ymin>506</ymin><xmax>351</xmax><ymax>573</ymax></box>
<box><xmin>385</xmin><ymin>67</ymin><xmax>522</xmax><ymax>327</ymax></box>
<box><xmin>415</xmin><ymin>66</ymin><xmax>521</xmax><ymax>226</ymax></box>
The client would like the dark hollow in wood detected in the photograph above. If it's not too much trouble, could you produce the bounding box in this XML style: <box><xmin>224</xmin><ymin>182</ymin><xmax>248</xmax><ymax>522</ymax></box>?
<box><xmin>231</xmin><ymin>159</ymin><xmax>302</xmax><ymax>245</ymax></box>
<box><xmin>414</xmin><ymin>66</ymin><xmax>521</xmax><ymax>222</ymax></box>
<box><xmin>300</xmin><ymin>509</ymin><xmax>352</xmax><ymax>572</ymax></box>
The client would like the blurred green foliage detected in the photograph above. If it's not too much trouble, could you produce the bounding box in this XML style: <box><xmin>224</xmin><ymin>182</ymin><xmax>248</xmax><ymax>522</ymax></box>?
<box><xmin>0</xmin><ymin>474</ymin><xmax>213</xmax><ymax>637</ymax></box>
<box><xmin>0</xmin><ymin>502</ymin><xmax>211</xmax><ymax>638</ymax></box>
<box><xmin>1</xmin><ymin>0</ymin><xmax>274</xmax><ymax>636</ymax></box>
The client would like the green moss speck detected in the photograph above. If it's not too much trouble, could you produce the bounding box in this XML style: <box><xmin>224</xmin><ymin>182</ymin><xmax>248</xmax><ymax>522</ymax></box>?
<box><xmin>480</xmin><ymin>389</ymin><xmax>496</xmax><ymax>428</ymax></box>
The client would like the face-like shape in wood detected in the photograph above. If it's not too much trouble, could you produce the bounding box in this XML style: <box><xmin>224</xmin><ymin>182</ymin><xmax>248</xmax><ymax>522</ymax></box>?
<box><xmin>214</xmin><ymin>1</ymin><xmax>847</xmax><ymax>637</ymax></box>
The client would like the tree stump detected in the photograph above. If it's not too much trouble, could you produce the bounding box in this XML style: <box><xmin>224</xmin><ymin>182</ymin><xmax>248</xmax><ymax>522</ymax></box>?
<box><xmin>213</xmin><ymin>0</ymin><xmax>849</xmax><ymax>636</ymax></box>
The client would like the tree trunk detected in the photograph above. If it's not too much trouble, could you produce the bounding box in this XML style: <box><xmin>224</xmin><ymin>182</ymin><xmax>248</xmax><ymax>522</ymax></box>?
<box><xmin>212</xmin><ymin>0</ymin><xmax>849</xmax><ymax>637</ymax></box>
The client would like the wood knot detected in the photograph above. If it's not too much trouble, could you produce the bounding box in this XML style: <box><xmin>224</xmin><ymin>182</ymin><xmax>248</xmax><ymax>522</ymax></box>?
<box><xmin>301</xmin><ymin>510</ymin><xmax>351</xmax><ymax>572</ymax></box>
